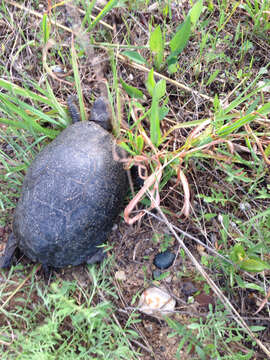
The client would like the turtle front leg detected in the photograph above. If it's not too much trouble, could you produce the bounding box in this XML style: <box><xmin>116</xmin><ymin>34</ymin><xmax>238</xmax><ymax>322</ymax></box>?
<box><xmin>86</xmin><ymin>248</ymin><xmax>107</xmax><ymax>265</ymax></box>
<box><xmin>0</xmin><ymin>233</ymin><xmax>18</xmax><ymax>268</ymax></box>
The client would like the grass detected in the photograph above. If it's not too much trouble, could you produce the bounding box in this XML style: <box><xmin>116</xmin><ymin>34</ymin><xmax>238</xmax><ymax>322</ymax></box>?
<box><xmin>0</xmin><ymin>260</ymin><xmax>140</xmax><ymax>359</ymax></box>
<box><xmin>0</xmin><ymin>0</ymin><xmax>270</xmax><ymax>358</ymax></box>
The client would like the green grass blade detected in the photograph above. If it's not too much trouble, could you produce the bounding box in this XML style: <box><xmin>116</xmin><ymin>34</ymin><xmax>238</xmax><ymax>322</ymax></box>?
<box><xmin>0</xmin><ymin>78</ymin><xmax>53</xmax><ymax>106</ymax></box>
<box><xmin>88</xmin><ymin>0</ymin><xmax>118</xmax><ymax>31</ymax></box>
<box><xmin>71</xmin><ymin>42</ymin><xmax>86</xmax><ymax>121</ymax></box>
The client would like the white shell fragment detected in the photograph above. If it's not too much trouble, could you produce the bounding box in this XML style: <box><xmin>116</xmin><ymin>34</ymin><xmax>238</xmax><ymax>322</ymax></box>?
<box><xmin>138</xmin><ymin>287</ymin><xmax>176</xmax><ymax>316</ymax></box>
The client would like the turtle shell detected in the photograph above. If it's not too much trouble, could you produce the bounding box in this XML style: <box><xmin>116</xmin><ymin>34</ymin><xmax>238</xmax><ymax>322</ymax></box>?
<box><xmin>12</xmin><ymin>121</ymin><xmax>128</xmax><ymax>267</ymax></box>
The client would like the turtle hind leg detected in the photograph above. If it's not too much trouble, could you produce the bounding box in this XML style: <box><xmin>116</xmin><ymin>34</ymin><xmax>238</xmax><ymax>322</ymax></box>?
<box><xmin>40</xmin><ymin>264</ymin><xmax>54</xmax><ymax>283</ymax></box>
<box><xmin>0</xmin><ymin>233</ymin><xmax>18</xmax><ymax>268</ymax></box>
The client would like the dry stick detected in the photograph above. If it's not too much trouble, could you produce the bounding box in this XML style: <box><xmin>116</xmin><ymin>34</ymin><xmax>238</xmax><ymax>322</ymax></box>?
<box><xmin>6</xmin><ymin>0</ymin><xmax>113</xmax><ymax>31</ymax></box>
<box><xmin>146</xmin><ymin>201</ymin><xmax>270</xmax><ymax>358</ymax></box>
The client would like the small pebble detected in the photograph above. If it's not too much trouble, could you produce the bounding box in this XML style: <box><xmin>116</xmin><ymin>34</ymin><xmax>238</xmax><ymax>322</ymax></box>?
<box><xmin>164</xmin><ymin>275</ymin><xmax>172</xmax><ymax>284</ymax></box>
<box><xmin>51</xmin><ymin>65</ymin><xmax>64</xmax><ymax>74</ymax></box>
<box><xmin>115</xmin><ymin>270</ymin><xmax>126</xmax><ymax>281</ymax></box>
<box><xmin>195</xmin><ymin>293</ymin><xmax>215</xmax><ymax>309</ymax></box>
<box><xmin>153</xmin><ymin>269</ymin><xmax>163</xmax><ymax>280</ymax></box>
<box><xmin>181</xmin><ymin>281</ymin><xmax>198</xmax><ymax>297</ymax></box>
<box><xmin>138</xmin><ymin>287</ymin><xmax>176</xmax><ymax>316</ymax></box>
<box><xmin>154</xmin><ymin>250</ymin><xmax>175</xmax><ymax>269</ymax></box>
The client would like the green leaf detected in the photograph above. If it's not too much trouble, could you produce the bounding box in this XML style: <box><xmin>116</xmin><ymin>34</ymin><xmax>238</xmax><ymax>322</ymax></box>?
<box><xmin>265</xmin><ymin>143</ymin><xmax>270</xmax><ymax>157</ymax></box>
<box><xmin>152</xmin><ymin>271</ymin><xmax>170</xmax><ymax>281</ymax></box>
<box><xmin>239</xmin><ymin>258</ymin><xmax>270</xmax><ymax>272</ymax></box>
<box><xmin>159</xmin><ymin>105</ymin><xmax>169</xmax><ymax>122</ymax></box>
<box><xmin>167</xmin><ymin>57</ymin><xmax>178</xmax><ymax>74</ymax></box>
<box><xmin>238</xmin><ymin>281</ymin><xmax>265</xmax><ymax>293</ymax></box>
<box><xmin>249</xmin><ymin>326</ymin><xmax>266</xmax><ymax>332</ymax></box>
<box><xmin>188</xmin><ymin>323</ymin><xmax>201</xmax><ymax>330</ymax></box>
<box><xmin>230</xmin><ymin>244</ymin><xmax>246</xmax><ymax>263</ymax></box>
<box><xmin>218</xmin><ymin>100</ymin><xmax>270</xmax><ymax>136</ymax></box>
<box><xmin>246</xmin><ymin>97</ymin><xmax>260</xmax><ymax>114</ymax></box>
<box><xmin>155</xmin><ymin>79</ymin><xmax>166</xmax><ymax>99</ymax></box>
<box><xmin>146</xmin><ymin>68</ymin><xmax>156</xmax><ymax>96</ymax></box>
<box><xmin>204</xmin><ymin>213</ymin><xmax>217</xmax><ymax>221</ymax></box>
<box><xmin>149</xmin><ymin>80</ymin><xmax>166</xmax><ymax>146</ymax></box>
<box><xmin>150</xmin><ymin>97</ymin><xmax>161</xmax><ymax>146</ymax></box>
<box><xmin>169</xmin><ymin>16</ymin><xmax>191</xmax><ymax>58</ymax></box>
<box><xmin>120</xmin><ymin>78</ymin><xmax>144</xmax><ymax>99</ymax></box>
<box><xmin>122</xmin><ymin>51</ymin><xmax>147</xmax><ymax>65</ymax></box>
<box><xmin>189</xmin><ymin>0</ymin><xmax>204</xmax><ymax>26</ymax></box>
<box><xmin>149</xmin><ymin>25</ymin><xmax>164</xmax><ymax>69</ymax></box>
<box><xmin>213</xmin><ymin>94</ymin><xmax>221</xmax><ymax>112</ymax></box>
<box><xmin>217</xmin><ymin>113</ymin><xmax>256</xmax><ymax>137</ymax></box>
<box><xmin>150</xmin><ymin>25</ymin><xmax>163</xmax><ymax>53</ymax></box>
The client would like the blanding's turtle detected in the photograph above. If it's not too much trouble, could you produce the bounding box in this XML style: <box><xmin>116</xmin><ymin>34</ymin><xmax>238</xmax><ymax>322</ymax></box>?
<box><xmin>0</xmin><ymin>97</ymin><xmax>128</xmax><ymax>269</ymax></box>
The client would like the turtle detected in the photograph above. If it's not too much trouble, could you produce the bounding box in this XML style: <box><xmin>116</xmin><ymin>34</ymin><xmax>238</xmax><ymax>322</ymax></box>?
<box><xmin>0</xmin><ymin>96</ymin><xmax>128</xmax><ymax>269</ymax></box>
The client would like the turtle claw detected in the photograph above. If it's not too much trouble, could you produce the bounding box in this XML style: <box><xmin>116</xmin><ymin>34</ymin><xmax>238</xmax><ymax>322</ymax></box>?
<box><xmin>41</xmin><ymin>264</ymin><xmax>53</xmax><ymax>282</ymax></box>
<box><xmin>0</xmin><ymin>233</ymin><xmax>17</xmax><ymax>268</ymax></box>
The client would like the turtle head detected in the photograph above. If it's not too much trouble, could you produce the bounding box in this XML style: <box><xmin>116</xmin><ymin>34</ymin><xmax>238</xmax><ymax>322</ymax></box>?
<box><xmin>89</xmin><ymin>97</ymin><xmax>112</xmax><ymax>132</ymax></box>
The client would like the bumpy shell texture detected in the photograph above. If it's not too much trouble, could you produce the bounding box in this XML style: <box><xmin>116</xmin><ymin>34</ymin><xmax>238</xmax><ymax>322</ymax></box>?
<box><xmin>13</xmin><ymin>121</ymin><xmax>128</xmax><ymax>267</ymax></box>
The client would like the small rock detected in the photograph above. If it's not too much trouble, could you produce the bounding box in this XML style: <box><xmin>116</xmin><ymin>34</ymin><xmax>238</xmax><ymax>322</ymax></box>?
<box><xmin>181</xmin><ymin>282</ymin><xmax>198</xmax><ymax>297</ymax></box>
<box><xmin>143</xmin><ymin>320</ymin><xmax>153</xmax><ymax>332</ymax></box>
<box><xmin>154</xmin><ymin>250</ymin><xmax>175</xmax><ymax>269</ymax></box>
<box><xmin>138</xmin><ymin>287</ymin><xmax>176</xmax><ymax>316</ymax></box>
<box><xmin>164</xmin><ymin>275</ymin><xmax>172</xmax><ymax>284</ymax></box>
<box><xmin>257</xmin><ymin>81</ymin><xmax>270</xmax><ymax>93</ymax></box>
<box><xmin>195</xmin><ymin>293</ymin><xmax>215</xmax><ymax>309</ymax></box>
<box><xmin>152</xmin><ymin>269</ymin><xmax>163</xmax><ymax>280</ymax></box>
<box><xmin>51</xmin><ymin>65</ymin><xmax>64</xmax><ymax>74</ymax></box>
<box><xmin>115</xmin><ymin>270</ymin><xmax>126</xmax><ymax>281</ymax></box>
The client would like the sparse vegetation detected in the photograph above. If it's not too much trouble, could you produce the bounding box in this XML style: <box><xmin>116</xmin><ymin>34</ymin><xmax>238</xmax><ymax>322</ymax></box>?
<box><xmin>0</xmin><ymin>0</ymin><xmax>270</xmax><ymax>359</ymax></box>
